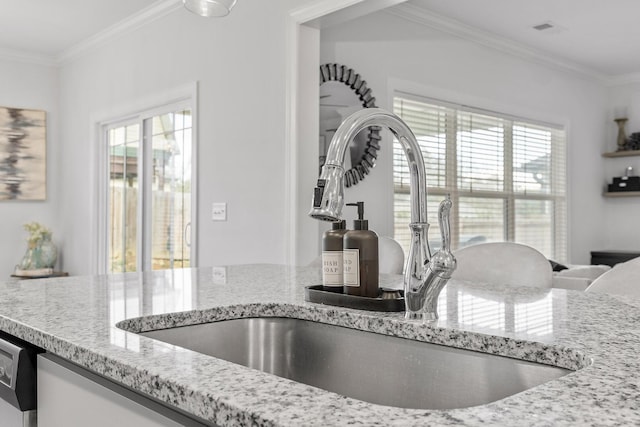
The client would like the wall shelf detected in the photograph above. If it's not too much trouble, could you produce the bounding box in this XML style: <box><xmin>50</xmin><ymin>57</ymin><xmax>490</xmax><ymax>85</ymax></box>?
<box><xmin>603</xmin><ymin>150</ymin><xmax>640</xmax><ymax>196</ymax></box>
<box><xmin>603</xmin><ymin>191</ymin><xmax>640</xmax><ymax>197</ymax></box>
<box><xmin>602</xmin><ymin>150</ymin><xmax>640</xmax><ymax>158</ymax></box>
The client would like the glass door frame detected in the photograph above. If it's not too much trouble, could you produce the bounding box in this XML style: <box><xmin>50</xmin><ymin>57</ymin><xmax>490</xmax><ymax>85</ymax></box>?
<box><xmin>95</xmin><ymin>90</ymin><xmax>198</xmax><ymax>274</ymax></box>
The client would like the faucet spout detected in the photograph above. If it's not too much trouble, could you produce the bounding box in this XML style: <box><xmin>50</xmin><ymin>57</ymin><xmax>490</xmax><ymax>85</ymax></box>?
<box><xmin>309</xmin><ymin>108</ymin><xmax>456</xmax><ymax>320</ymax></box>
<box><xmin>310</xmin><ymin>108</ymin><xmax>427</xmax><ymax>224</ymax></box>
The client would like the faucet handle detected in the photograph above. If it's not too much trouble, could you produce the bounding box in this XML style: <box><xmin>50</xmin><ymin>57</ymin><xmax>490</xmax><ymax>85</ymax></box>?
<box><xmin>430</xmin><ymin>195</ymin><xmax>456</xmax><ymax>279</ymax></box>
<box><xmin>405</xmin><ymin>198</ymin><xmax>456</xmax><ymax>321</ymax></box>
<box><xmin>438</xmin><ymin>195</ymin><xmax>453</xmax><ymax>252</ymax></box>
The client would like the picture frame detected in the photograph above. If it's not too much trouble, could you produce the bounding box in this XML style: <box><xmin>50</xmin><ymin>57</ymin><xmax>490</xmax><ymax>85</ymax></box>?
<box><xmin>0</xmin><ymin>106</ymin><xmax>46</xmax><ymax>200</ymax></box>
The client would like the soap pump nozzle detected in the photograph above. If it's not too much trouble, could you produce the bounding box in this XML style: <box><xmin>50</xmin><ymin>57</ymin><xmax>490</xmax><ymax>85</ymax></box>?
<box><xmin>346</xmin><ymin>202</ymin><xmax>368</xmax><ymax>230</ymax></box>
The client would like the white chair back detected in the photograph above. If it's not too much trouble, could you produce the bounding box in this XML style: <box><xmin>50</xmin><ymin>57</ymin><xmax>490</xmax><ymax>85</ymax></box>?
<box><xmin>585</xmin><ymin>256</ymin><xmax>640</xmax><ymax>297</ymax></box>
<box><xmin>452</xmin><ymin>242</ymin><xmax>552</xmax><ymax>288</ymax></box>
<box><xmin>379</xmin><ymin>236</ymin><xmax>404</xmax><ymax>275</ymax></box>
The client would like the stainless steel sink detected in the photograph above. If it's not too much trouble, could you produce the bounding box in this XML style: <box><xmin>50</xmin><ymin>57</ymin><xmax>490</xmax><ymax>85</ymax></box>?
<box><xmin>139</xmin><ymin>317</ymin><xmax>572</xmax><ymax>410</ymax></box>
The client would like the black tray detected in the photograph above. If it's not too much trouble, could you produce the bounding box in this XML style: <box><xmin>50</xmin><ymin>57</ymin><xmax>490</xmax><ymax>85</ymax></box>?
<box><xmin>304</xmin><ymin>285</ymin><xmax>405</xmax><ymax>312</ymax></box>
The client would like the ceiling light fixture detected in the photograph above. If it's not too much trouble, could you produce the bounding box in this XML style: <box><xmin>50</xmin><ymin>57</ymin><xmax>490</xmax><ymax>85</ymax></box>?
<box><xmin>183</xmin><ymin>0</ymin><xmax>237</xmax><ymax>17</ymax></box>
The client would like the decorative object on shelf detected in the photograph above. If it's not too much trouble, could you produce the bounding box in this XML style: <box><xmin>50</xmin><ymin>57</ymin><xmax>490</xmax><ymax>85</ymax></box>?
<box><xmin>17</xmin><ymin>222</ymin><xmax>58</xmax><ymax>271</ymax></box>
<box><xmin>319</xmin><ymin>63</ymin><xmax>380</xmax><ymax>187</ymax></box>
<box><xmin>615</xmin><ymin>118</ymin><xmax>628</xmax><ymax>151</ymax></box>
<box><xmin>612</xmin><ymin>118</ymin><xmax>640</xmax><ymax>151</ymax></box>
<box><xmin>625</xmin><ymin>132</ymin><xmax>640</xmax><ymax>151</ymax></box>
<box><xmin>602</xmin><ymin>156</ymin><xmax>640</xmax><ymax>196</ymax></box>
<box><xmin>606</xmin><ymin>166</ymin><xmax>640</xmax><ymax>193</ymax></box>
<box><xmin>0</xmin><ymin>106</ymin><xmax>46</xmax><ymax>200</ymax></box>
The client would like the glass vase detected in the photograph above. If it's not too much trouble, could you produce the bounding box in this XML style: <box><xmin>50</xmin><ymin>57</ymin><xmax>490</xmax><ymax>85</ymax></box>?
<box><xmin>18</xmin><ymin>236</ymin><xmax>57</xmax><ymax>270</ymax></box>
<box><xmin>18</xmin><ymin>245</ymin><xmax>38</xmax><ymax>270</ymax></box>
<box><xmin>38</xmin><ymin>235</ymin><xmax>58</xmax><ymax>269</ymax></box>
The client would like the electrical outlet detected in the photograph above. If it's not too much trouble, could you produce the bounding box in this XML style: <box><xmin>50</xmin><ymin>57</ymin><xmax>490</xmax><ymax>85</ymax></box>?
<box><xmin>212</xmin><ymin>202</ymin><xmax>227</xmax><ymax>221</ymax></box>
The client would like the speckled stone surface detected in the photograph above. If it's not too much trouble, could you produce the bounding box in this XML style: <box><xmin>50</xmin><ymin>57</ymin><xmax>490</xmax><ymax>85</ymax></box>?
<box><xmin>1</xmin><ymin>264</ymin><xmax>639</xmax><ymax>426</ymax></box>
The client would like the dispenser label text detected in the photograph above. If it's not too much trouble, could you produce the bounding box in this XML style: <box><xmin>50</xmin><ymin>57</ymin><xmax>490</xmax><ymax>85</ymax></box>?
<box><xmin>322</xmin><ymin>251</ymin><xmax>343</xmax><ymax>286</ymax></box>
<box><xmin>343</xmin><ymin>249</ymin><xmax>360</xmax><ymax>287</ymax></box>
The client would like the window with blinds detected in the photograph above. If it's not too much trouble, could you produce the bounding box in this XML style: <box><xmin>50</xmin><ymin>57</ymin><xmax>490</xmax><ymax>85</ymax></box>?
<box><xmin>393</xmin><ymin>94</ymin><xmax>567</xmax><ymax>262</ymax></box>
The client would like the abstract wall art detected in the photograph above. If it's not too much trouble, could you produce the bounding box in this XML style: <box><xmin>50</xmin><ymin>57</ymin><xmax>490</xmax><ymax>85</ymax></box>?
<box><xmin>0</xmin><ymin>107</ymin><xmax>46</xmax><ymax>200</ymax></box>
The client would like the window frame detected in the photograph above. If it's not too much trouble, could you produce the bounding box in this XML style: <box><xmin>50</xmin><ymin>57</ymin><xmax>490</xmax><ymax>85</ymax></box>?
<box><xmin>393</xmin><ymin>91</ymin><xmax>567</xmax><ymax>262</ymax></box>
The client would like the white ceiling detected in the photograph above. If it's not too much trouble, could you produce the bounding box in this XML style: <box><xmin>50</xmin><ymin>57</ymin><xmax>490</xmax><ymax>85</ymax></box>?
<box><xmin>0</xmin><ymin>0</ymin><xmax>638</xmax><ymax>80</ymax></box>
<box><xmin>408</xmin><ymin>0</ymin><xmax>640</xmax><ymax>79</ymax></box>
<box><xmin>0</xmin><ymin>0</ymin><xmax>162</xmax><ymax>58</ymax></box>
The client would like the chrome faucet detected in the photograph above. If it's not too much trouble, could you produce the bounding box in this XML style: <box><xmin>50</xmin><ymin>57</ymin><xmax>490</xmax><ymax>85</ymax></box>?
<box><xmin>309</xmin><ymin>108</ymin><xmax>456</xmax><ymax>321</ymax></box>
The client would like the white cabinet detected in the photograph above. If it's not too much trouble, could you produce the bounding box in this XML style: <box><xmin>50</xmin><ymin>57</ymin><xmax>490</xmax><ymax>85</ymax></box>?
<box><xmin>37</xmin><ymin>354</ymin><xmax>206</xmax><ymax>427</ymax></box>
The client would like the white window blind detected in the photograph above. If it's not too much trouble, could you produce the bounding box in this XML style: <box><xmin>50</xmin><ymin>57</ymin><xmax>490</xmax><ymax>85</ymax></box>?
<box><xmin>393</xmin><ymin>94</ymin><xmax>567</xmax><ymax>262</ymax></box>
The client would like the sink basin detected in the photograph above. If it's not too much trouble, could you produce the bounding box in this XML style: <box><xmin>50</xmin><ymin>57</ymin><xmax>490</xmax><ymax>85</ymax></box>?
<box><xmin>139</xmin><ymin>317</ymin><xmax>571</xmax><ymax>409</ymax></box>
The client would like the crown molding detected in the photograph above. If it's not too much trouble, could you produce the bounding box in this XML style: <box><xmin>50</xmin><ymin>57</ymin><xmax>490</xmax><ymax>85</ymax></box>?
<box><xmin>300</xmin><ymin>0</ymin><xmax>407</xmax><ymax>29</ymax></box>
<box><xmin>290</xmin><ymin>0</ymin><xmax>364</xmax><ymax>24</ymax></box>
<box><xmin>57</xmin><ymin>0</ymin><xmax>182</xmax><ymax>65</ymax></box>
<box><xmin>0</xmin><ymin>47</ymin><xmax>57</xmax><ymax>67</ymax></box>
<box><xmin>606</xmin><ymin>72</ymin><xmax>640</xmax><ymax>87</ymax></box>
<box><xmin>386</xmin><ymin>3</ymin><xmax>608</xmax><ymax>83</ymax></box>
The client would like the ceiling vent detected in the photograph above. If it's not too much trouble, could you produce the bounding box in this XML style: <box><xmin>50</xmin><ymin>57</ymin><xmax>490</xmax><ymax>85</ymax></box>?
<box><xmin>533</xmin><ymin>22</ymin><xmax>554</xmax><ymax>31</ymax></box>
<box><xmin>531</xmin><ymin>21</ymin><xmax>567</xmax><ymax>34</ymax></box>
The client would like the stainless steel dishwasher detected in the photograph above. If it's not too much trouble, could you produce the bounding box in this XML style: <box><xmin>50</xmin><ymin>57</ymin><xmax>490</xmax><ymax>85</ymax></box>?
<box><xmin>0</xmin><ymin>334</ymin><xmax>38</xmax><ymax>427</ymax></box>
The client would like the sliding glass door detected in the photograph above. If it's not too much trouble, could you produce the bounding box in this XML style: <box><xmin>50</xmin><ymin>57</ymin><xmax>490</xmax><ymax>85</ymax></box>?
<box><xmin>106</xmin><ymin>105</ymin><xmax>194</xmax><ymax>273</ymax></box>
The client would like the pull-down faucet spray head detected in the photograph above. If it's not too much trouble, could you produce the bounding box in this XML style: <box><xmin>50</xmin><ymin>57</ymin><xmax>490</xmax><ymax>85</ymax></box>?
<box><xmin>310</xmin><ymin>164</ymin><xmax>345</xmax><ymax>222</ymax></box>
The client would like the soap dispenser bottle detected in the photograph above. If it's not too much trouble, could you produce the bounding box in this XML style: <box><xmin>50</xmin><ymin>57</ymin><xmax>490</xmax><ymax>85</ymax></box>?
<box><xmin>322</xmin><ymin>220</ymin><xmax>348</xmax><ymax>292</ymax></box>
<box><xmin>343</xmin><ymin>202</ymin><xmax>379</xmax><ymax>297</ymax></box>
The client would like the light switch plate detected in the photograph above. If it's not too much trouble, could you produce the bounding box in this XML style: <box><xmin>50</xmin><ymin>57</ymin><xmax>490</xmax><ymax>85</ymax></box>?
<box><xmin>212</xmin><ymin>202</ymin><xmax>227</xmax><ymax>221</ymax></box>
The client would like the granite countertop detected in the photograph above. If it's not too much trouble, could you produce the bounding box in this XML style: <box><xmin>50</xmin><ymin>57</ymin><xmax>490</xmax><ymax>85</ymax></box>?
<box><xmin>1</xmin><ymin>264</ymin><xmax>639</xmax><ymax>426</ymax></box>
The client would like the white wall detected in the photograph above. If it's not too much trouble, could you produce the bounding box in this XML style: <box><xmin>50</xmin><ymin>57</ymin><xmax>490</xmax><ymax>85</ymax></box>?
<box><xmin>312</xmin><ymin>11</ymin><xmax>610</xmax><ymax>264</ymax></box>
<box><xmin>57</xmin><ymin>0</ymin><xmax>318</xmax><ymax>275</ymax></box>
<box><xmin>295</xmin><ymin>24</ymin><xmax>323</xmax><ymax>266</ymax></box>
<box><xmin>0</xmin><ymin>58</ymin><xmax>59</xmax><ymax>278</ymax></box>
<box><xmin>603</xmin><ymin>83</ymin><xmax>640</xmax><ymax>250</ymax></box>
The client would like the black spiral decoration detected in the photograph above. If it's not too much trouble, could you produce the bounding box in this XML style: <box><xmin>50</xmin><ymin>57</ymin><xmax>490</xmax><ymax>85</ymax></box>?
<box><xmin>320</xmin><ymin>63</ymin><xmax>381</xmax><ymax>188</ymax></box>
